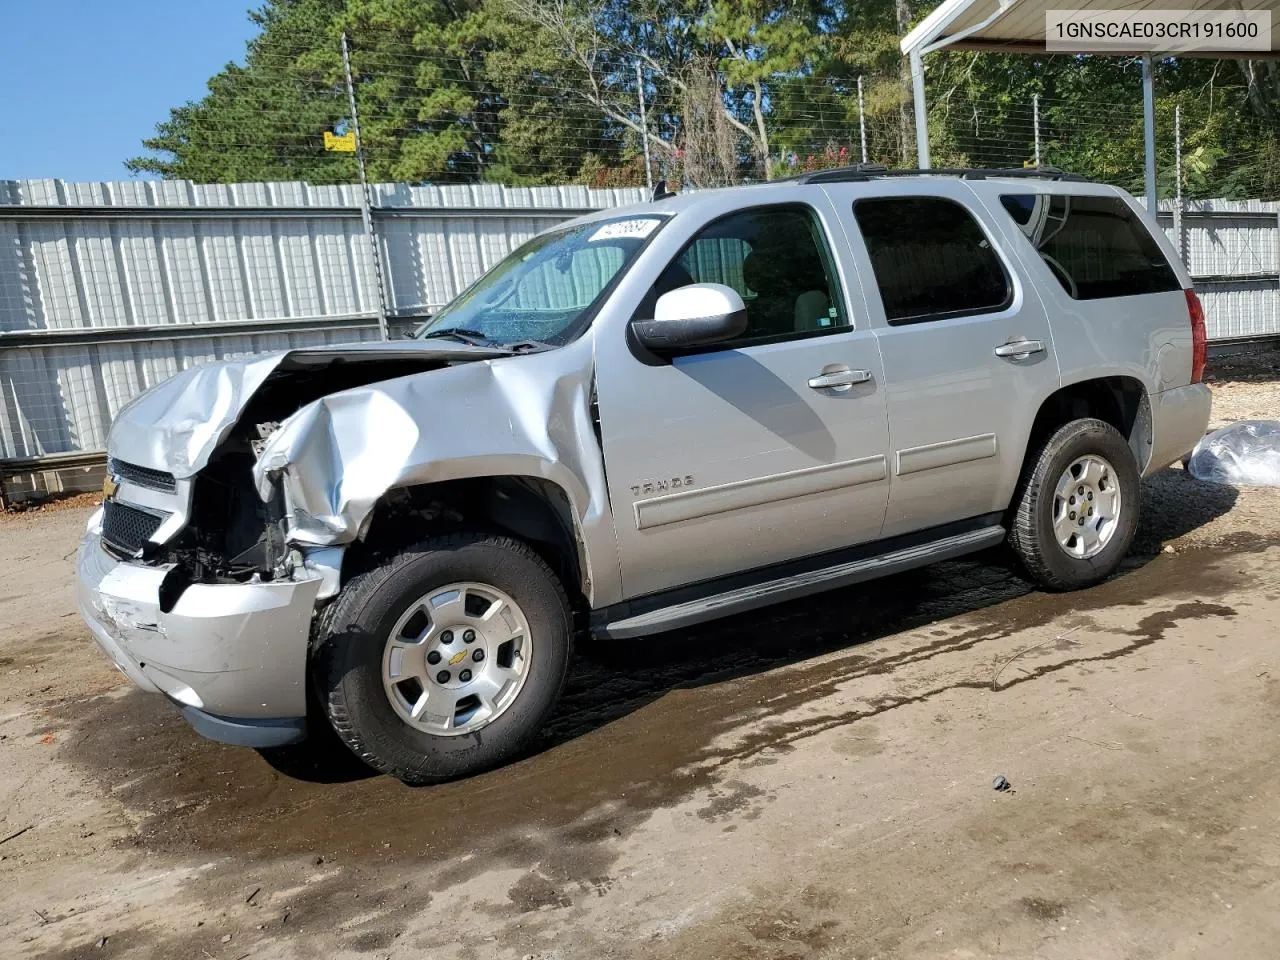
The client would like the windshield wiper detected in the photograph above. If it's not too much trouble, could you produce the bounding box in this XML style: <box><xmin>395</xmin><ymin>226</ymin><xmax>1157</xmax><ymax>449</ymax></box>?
<box><xmin>419</xmin><ymin>327</ymin><xmax>494</xmax><ymax>347</ymax></box>
<box><xmin>421</xmin><ymin>327</ymin><xmax>555</xmax><ymax>353</ymax></box>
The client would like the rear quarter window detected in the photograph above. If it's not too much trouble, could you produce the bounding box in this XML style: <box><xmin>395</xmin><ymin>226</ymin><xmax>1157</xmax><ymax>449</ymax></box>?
<box><xmin>1000</xmin><ymin>194</ymin><xmax>1180</xmax><ymax>300</ymax></box>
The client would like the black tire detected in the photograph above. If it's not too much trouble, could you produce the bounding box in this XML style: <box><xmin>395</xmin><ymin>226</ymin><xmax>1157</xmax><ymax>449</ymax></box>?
<box><xmin>313</xmin><ymin>532</ymin><xmax>572</xmax><ymax>784</ymax></box>
<box><xmin>1008</xmin><ymin>418</ymin><xmax>1141</xmax><ymax>591</ymax></box>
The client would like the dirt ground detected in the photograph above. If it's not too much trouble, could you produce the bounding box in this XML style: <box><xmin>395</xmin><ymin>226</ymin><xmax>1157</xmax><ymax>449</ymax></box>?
<box><xmin>1203</xmin><ymin>347</ymin><xmax>1280</xmax><ymax>428</ymax></box>
<box><xmin>3</xmin><ymin>357</ymin><xmax>1280</xmax><ymax>960</ymax></box>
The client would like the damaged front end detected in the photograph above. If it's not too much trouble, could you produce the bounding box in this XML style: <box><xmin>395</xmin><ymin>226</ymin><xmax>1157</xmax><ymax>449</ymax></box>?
<box><xmin>79</xmin><ymin>340</ymin><xmax>539</xmax><ymax>744</ymax></box>
<box><xmin>109</xmin><ymin>342</ymin><xmax>518</xmax><ymax>590</ymax></box>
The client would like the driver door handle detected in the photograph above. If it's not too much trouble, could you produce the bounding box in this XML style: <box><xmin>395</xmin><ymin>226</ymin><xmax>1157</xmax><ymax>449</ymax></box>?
<box><xmin>808</xmin><ymin>368</ymin><xmax>872</xmax><ymax>391</ymax></box>
<box><xmin>994</xmin><ymin>339</ymin><xmax>1046</xmax><ymax>359</ymax></box>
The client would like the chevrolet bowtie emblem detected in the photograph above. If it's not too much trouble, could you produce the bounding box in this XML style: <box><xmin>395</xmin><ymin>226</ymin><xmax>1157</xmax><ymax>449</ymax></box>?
<box><xmin>102</xmin><ymin>475</ymin><xmax>120</xmax><ymax>500</ymax></box>
<box><xmin>447</xmin><ymin>650</ymin><xmax>467</xmax><ymax>666</ymax></box>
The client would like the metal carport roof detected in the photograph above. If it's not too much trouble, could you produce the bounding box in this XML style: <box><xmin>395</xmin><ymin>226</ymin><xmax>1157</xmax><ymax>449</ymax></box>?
<box><xmin>900</xmin><ymin>0</ymin><xmax>1280</xmax><ymax>206</ymax></box>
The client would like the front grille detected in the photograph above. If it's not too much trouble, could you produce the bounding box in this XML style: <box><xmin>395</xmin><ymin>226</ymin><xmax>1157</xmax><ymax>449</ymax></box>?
<box><xmin>109</xmin><ymin>458</ymin><xmax>176</xmax><ymax>493</ymax></box>
<box><xmin>102</xmin><ymin>500</ymin><xmax>165</xmax><ymax>557</ymax></box>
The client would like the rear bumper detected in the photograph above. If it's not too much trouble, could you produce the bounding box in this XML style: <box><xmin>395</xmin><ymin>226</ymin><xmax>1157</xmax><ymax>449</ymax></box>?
<box><xmin>1146</xmin><ymin>383</ymin><xmax>1213</xmax><ymax>476</ymax></box>
<box><xmin>76</xmin><ymin>509</ymin><xmax>322</xmax><ymax>731</ymax></box>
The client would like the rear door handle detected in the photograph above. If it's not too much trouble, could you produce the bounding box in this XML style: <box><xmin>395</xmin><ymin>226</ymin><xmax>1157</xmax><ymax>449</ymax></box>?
<box><xmin>807</xmin><ymin>368</ymin><xmax>872</xmax><ymax>391</ymax></box>
<box><xmin>994</xmin><ymin>339</ymin><xmax>1046</xmax><ymax>359</ymax></box>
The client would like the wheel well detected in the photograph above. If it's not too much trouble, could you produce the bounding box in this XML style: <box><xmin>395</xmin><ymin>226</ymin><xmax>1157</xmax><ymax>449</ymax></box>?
<box><xmin>1027</xmin><ymin>376</ymin><xmax>1151</xmax><ymax>469</ymax></box>
<box><xmin>344</xmin><ymin>476</ymin><xmax>586</xmax><ymax>606</ymax></box>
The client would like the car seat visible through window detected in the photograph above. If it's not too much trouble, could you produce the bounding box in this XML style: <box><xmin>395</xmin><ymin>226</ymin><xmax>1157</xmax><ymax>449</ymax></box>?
<box><xmin>743</xmin><ymin>239</ymin><xmax>831</xmax><ymax>337</ymax></box>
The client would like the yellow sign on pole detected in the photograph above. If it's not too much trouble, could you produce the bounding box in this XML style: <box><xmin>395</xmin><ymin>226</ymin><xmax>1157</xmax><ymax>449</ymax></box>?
<box><xmin>324</xmin><ymin>130</ymin><xmax>356</xmax><ymax>153</ymax></box>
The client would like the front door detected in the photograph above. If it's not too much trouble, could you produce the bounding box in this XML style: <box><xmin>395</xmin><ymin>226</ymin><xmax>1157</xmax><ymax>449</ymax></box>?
<box><xmin>827</xmin><ymin>182</ymin><xmax>1061</xmax><ymax>538</ymax></box>
<box><xmin>593</xmin><ymin>201</ymin><xmax>891</xmax><ymax>600</ymax></box>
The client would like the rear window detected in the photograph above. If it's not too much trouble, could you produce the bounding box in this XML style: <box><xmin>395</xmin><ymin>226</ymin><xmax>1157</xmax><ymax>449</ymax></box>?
<box><xmin>999</xmin><ymin>194</ymin><xmax>1180</xmax><ymax>300</ymax></box>
<box><xmin>853</xmin><ymin>197</ymin><xmax>1011</xmax><ymax>325</ymax></box>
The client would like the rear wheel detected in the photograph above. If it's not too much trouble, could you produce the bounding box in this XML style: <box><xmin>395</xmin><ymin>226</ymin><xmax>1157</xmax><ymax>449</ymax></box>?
<box><xmin>314</xmin><ymin>532</ymin><xmax>572</xmax><ymax>784</ymax></box>
<box><xmin>1008</xmin><ymin>418</ymin><xmax>1140</xmax><ymax>591</ymax></box>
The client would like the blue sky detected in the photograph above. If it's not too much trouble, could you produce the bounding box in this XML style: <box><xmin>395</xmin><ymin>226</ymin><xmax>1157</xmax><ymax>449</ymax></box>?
<box><xmin>1</xmin><ymin>1</ymin><xmax>260</xmax><ymax>182</ymax></box>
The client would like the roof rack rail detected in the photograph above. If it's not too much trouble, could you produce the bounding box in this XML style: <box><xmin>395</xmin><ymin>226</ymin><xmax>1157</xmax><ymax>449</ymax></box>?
<box><xmin>795</xmin><ymin>165</ymin><xmax>1086</xmax><ymax>185</ymax></box>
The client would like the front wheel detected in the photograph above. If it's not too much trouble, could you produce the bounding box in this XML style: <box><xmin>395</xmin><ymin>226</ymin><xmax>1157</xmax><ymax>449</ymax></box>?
<box><xmin>314</xmin><ymin>533</ymin><xmax>572</xmax><ymax>784</ymax></box>
<box><xmin>1008</xmin><ymin>418</ymin><xmax>1141</xmax><ymax>591</ymax></box>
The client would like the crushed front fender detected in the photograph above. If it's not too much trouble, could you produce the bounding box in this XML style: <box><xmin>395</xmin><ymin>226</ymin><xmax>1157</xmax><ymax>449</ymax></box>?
<box><xmin>253</xmin><ymin>336</ymin><xmax>623</xmax><ymax>606</ymax></box>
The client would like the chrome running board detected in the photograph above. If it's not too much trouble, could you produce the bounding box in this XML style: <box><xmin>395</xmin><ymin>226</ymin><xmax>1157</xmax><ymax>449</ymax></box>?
<box><xmin>598</xmin><ymin>524</ymin><xmax>1005</xmax><ymax>639</ymax></box>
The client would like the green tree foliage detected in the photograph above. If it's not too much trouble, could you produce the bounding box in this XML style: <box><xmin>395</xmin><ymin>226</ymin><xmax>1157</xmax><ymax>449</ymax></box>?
<box><xmin>127</xmin><ymin>0</ymin><xmax>354</xmax><ymax>181</ymax></box>
<box><xmin>130</xmin><ymin>0</ymin><xmax>1280</xmax><ymax>199</ymax></box>
<box><xmin>924</xmin><ymin>53</ymin><xmax>1280</xmax><ymax>199</ymax></box>
<box><xmin>130</xmin><ymin>0</ymin><xmax>623</xmax><ymax>184</ymax></box>
<box><xmin>495</xmin><ymin>0</ymin><xmax>837</xmax><ymax>183</ymax></box>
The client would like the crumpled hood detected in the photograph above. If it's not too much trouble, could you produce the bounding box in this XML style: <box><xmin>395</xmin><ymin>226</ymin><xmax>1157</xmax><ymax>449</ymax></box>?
<box><xmin>246</xmin><ymin>335</ymin><xmax>609</xmax><ymax>553</ymax></box>
<box><xmin>106</xmin><ymin>340</ymin><xmax>509</xmax><ymax>478</ymax></box>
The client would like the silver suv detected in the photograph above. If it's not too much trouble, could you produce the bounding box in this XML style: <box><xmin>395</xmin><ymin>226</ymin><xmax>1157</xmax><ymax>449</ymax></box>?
<box><xmin>77</xmin><ymin>169</ymin><xmax>1211</xmax><ymax>783</ymax></box>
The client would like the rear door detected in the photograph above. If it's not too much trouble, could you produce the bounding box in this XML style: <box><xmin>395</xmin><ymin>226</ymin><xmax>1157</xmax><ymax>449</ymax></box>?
<box><xmin>824</xmin><ymin>180</ymin><xmax>1061</xmax><ymax>538</ymax></box>
<box><xmin>991</xmin><ymin>189</ymin><xmax>1191</xmax><ymax>394</ymax></box>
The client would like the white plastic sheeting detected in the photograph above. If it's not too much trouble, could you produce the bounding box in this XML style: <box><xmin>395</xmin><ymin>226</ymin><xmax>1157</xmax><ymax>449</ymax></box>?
<box><xmin>1188</xmin><ymin>421</ymin><xmax>1280</xmax><ymax>487</ymax></box>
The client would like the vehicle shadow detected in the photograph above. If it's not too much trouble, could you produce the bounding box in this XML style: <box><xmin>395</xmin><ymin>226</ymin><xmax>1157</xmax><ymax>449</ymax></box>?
<box><xmin>258</xmin><ymin>687</ymin><xmax>381</xmax><ymax>783</ymax></box>
<box><xmin>262</xmin><ymin>469</ymin><xmax>1239</xmax><ymax>784</ymax></box>
<box><xmin>535</xmin><ymin>468</ymin><xmax>1240</xmax><ymax>755</ymax></box>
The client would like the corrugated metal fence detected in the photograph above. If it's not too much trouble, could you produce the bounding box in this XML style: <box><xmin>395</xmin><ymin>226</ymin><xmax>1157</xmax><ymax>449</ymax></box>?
<box><xmin>0</xmin><ymin>180</ymin><xmax>1276</xmax><ymax>499</ymax></box>
<box><xmin>0</xmin><ymin>179</ymin><xmax>646</xmax><ymax>497</ymax></box>
<box><xmin>1160</xmin><ymin>199</ymin><xmax>1280</xmax><ymax>341</ymax></box>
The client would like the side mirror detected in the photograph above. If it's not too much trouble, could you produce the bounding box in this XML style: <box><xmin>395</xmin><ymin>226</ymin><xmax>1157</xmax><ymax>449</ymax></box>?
<box><xmin>631</xmin><ymin>283</ymin><xmax>748</xmax><ymax>353</ymax></box>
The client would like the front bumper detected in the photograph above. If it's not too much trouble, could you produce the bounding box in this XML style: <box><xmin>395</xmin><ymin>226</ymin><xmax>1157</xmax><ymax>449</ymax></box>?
<box><xmin>76</xmin><ymin>510</ymin><xmax>322</xmax><ymax>745</ymax></box>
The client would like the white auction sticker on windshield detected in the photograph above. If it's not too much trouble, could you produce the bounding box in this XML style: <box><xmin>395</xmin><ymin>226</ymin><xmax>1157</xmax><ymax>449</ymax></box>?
<box><xmin>588</xmin><ymin>218</ymin><xmax>662</xmax><ymax>242</ymax></box>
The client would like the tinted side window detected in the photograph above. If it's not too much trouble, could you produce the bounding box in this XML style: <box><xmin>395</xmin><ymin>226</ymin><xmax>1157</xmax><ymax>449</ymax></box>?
<box><xmin>643</xmin><ymin>206</ymin><xmax>848</xmax><ymax>346</ymax></box>
<box><xmin>1000</xmin><ymin>194</ymin><xmax>1180</xmax><ymax>300</ymax></box>
<box><xmin>853</xmin><ymin>197</ymin><xmax>1010</xmax><ymax>324</ymax></box>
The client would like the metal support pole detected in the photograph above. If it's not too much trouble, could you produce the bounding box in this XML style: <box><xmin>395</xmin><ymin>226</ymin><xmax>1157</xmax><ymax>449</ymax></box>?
<box><xmin>635</xmin><ymin>60</ymin><xmax>653</xmax><ymax>193</ymax></box>
<box><xmin>1174</xmin><ymin>104</ymin><xmax>1186</xmax><ymax>264</ymax></box>
<box><xmin>341</xmin><ymin>31</ymin><xmax>390</xmax><ymax>341</ymax></box>
<box><xmin>910</xmin><ymin>50</ymin><xmax>930</xmax><ymax>169</ymax></box>
<box><xmin>858</xmin><ymin>75</ymin><xmax>869</xmax><ymax>164</ymax></box>
<box><xmin>1142</xmin><ymin>54</ymin><xmax>1158</xmax><ymax>212</ymax></box>
<box><xmin>1033</xmin><ymin>93</ymin><xmax>1041</xmax><ymax>167</ymax></box>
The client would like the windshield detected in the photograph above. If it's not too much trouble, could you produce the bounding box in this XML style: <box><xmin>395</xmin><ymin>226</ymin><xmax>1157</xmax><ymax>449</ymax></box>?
<box><xmin>419</xmin><ymin>214</ymin><xmax>667</xmax><ymax>346</ymax></box>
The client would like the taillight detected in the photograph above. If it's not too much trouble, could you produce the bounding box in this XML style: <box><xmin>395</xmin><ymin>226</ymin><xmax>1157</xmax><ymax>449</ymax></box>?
<box><xmin>1186</xmin><ymin>288</ymin><xmax>1206</xmax><ymax>384</ymax></box>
